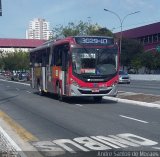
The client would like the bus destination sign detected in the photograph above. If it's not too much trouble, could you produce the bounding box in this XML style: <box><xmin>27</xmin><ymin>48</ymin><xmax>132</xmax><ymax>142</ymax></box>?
<box><xmin>75</xmin><ymin>37</ymin><xmax>114</xmax><ymax>46</ymax></box>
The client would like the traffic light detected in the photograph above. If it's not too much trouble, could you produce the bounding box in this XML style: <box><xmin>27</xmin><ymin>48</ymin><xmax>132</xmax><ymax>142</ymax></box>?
<box><xmin>156</xmin><ymin>45</ymin><xmax>160</xmax><ymax>53</ymax></box>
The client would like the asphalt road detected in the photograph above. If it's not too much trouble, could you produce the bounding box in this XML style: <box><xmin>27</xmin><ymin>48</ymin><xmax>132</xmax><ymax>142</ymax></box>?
<box><xmin>0</xmin><ymin>79</ymin><xmax>160</xmax><ymax>157</ymax></box>
<box><xmin>118</xmin><ymin>80</ymin><xmax>160</xmax><ymax>95</ymax></box>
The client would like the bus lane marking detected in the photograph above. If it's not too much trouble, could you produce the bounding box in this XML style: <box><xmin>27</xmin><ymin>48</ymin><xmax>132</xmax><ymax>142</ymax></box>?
<box><xmin>152</xmin><ymin>147</ymin><xmax>160</xmax><ymax>150</ymax></box>
<box><xmin>32</xmin><ymin>133</ymin><xmax>158</xmax><ymax>154</ymax></box>
<box><xmin>0</xmin><ymin>110</ymin><xmax>38</xmax><ymax>142</ymax></box>
<box><xmin>16</xmin><ymin>88</ymin><xmax>20</xmax><ymax>91</ymax></box>
<box><xmin>75</xmin><ymin>104</ymin><xmax>83</xmax><ymax>107</ymax></box>
<box><xmin>119</xmin><ymin>115</ymin><xmax>149</xmax><ymax>124</ymax></box>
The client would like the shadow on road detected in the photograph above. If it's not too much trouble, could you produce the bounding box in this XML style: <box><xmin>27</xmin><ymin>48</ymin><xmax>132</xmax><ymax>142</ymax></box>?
<box><xmin>33</xmin><ymin>92</ymin><xmax>117</xmax><ymax>105</ymax></box>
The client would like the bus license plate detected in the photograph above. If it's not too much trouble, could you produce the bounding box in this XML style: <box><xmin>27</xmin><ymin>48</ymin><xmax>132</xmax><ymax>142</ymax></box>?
<box><xmin>92</xmin><ymin>89</ymin><xmax>99</xmax><ymax>92</ymax></box>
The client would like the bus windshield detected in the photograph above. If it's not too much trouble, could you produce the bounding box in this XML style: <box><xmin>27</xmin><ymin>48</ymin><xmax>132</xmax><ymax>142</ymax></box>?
<box><xmin>72</xmin><ymin>47</ymin><xmax>118</xmax><ymax>76</ymax></box>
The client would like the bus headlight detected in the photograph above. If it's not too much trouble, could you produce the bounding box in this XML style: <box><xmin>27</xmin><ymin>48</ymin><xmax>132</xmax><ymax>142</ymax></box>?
<box><xmin>112</xmin><ymin>80</ymin><xmax>118</xmax><ymax>87</ymax></box>
<box><xmin>70</xmin><ymin>78</ymin><xmax>80</xmax><ymax>87</ymax></box>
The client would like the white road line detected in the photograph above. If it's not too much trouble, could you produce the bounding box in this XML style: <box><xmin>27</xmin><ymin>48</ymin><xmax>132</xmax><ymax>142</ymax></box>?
<box><xmin>0</xmin><ymin>79</ymin><xmax>30</xmax><ymax>86</ymax></box>
<box><xmin>152</xmin><ymin>147</ymin><xmax>160</xmax><ymax>150</ymax></box>
<box><xmin>75</xmin><ymin>104</ymin><xmax>83</xmax><ymax>107</ymax></box>
<box><xmin>6</xmin><ymin>86</ymin><xmax>10</xmax><ymax>88</ymax></box>
<box><xmin>119</xmin><ymin>115</ymin><xmax>149</xmax><ymax>124</ymax></box>
<box><xmin>16</xmin><ymin>88</ymin><xmax>20</xmax><ymax>91</ymax></box>
<box><xmin>26</xmin><ymin>91</ymin><xmax>31</xmax><ymax>93</ymax></box>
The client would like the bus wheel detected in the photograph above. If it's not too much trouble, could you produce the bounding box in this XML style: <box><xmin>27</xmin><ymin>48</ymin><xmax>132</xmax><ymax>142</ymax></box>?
<box><xmin>93</xmin><ymin>96</ymin><xmax>102</xmax><ymax>103</ymax></box>
<box><xmin>57</xmin><ymin>83</ymin><xmax>63</xmax><ymax>101</ymax></box>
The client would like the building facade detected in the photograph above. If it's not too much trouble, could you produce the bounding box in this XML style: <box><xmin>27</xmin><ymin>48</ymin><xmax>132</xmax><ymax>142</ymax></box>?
<box><xmin>26</xmin><ymin>18</ymin><xmax>53</xmax><ymax>40</ymax></box>
<box><xmin>0</xmin><ymin>38</ymin><xmax>45</xmax><ymax>54</ymax></box>
<box><xmin>115</xmin><ymin>22</ymin><xmax>160</xmax><ymax>52</ymax></box>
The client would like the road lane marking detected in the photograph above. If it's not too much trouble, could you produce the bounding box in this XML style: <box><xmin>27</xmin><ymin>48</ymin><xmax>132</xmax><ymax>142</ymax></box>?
<box><xmin>152</xmin><ymin>147</ymin><xmax>160</xmax><ymax>150</ymax></box>
<box><xmin>6</xmin><ymin>85</ymin><xmax>10</xmax><ymax>88</ymax></box>
<box><xmin>75</xmin><ymin>104</ymin><xmax>83</xmax><ymax>107</ymax></box>
<box><xmin>0</xmin><ymin>110</ymin><xmax>38</xmax><ymax>142</ymax></box>
<box><xmin>0</xmin><ymin>79</ymin><xmax>30</xmax><ymax>86</ymax></box>
<box><xmin>16</xmin><ymin>88</ymin><xmax>20</xmax><ymax>91</ymax></box>
<box><xmin>119</xmin><ymin>115</ymin><xmax>149</xmax><ymax>124</ymax></box>
<box><xmin>33</xmin><ymin>133</ymin><xmax>158</xmax><ymax>154</ymax></box>
<box><xmin>26</xmin><ymin>90</ymin><xmax>32</xmax><ymax>93</ymax></box>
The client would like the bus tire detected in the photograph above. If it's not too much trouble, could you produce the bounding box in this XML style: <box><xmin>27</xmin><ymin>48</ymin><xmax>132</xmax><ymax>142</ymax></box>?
<box><xmin>93</xmin><ymin>96</ymin><xmax>102</xmax><ymax>103</ymax></box>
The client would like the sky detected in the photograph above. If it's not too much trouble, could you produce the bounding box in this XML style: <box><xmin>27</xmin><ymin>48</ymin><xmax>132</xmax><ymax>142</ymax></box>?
<box><xmin>0</xmin><ymin>0</ymin><xmax>160</xmax><ymax>39</ymax></box>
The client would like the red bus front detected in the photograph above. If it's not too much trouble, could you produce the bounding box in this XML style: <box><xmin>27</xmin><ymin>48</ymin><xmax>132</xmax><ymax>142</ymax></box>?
<box><xmin>67</xmin><ymin>36</ymin><xmax>119</xmax><ymax>99</ymax></box>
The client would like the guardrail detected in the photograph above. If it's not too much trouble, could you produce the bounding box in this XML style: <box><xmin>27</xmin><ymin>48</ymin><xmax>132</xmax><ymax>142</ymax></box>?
<box><xmin>130</xmin><ymin>74</ymin><xmax>160</xmax><ymax>81</ymax></box>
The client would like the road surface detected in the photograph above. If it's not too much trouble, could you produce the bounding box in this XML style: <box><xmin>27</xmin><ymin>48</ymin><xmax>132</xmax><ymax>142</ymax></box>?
<box><xmin>0</xmin><ymin>79</ymin><xmax>160</xmax><ymax>157</ymax></box>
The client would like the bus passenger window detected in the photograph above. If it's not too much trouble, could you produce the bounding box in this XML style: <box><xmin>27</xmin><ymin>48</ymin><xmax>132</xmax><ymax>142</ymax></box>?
<box><xmin>55</xmin><ymin>48</ymin><xmax>62</xmax><ymax>66</ymax></box>
<box><xmin>42</xmin><ymin>48</ymin><xmax>50</xmax><ymax>66</ymax></box>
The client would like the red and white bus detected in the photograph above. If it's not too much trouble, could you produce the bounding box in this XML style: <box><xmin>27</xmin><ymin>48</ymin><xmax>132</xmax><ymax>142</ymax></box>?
<box><xmin>30</xmin><ymin>36</ymin><xmax>119</xmax><ymax>102</ymax></box>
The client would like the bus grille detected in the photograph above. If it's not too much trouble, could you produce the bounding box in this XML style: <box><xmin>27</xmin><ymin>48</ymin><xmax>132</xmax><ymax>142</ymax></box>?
<box><xmin>78</xmin><ymin>89</ymin><xmax>112</xmax><ymax>94</ymax></box>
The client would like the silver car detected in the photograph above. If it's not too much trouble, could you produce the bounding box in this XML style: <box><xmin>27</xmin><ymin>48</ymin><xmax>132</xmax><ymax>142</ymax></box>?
<box><xmin>118</xmin><ymin>70</ymin><xmax>130</xmax><ymax>84</ymax></box>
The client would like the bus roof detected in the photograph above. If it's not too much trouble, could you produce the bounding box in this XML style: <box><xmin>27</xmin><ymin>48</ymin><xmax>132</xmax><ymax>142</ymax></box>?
<box><xmin>30</xmin><ymin>36</ymin><xmax>114</xmax><ymax>53</ymax></box>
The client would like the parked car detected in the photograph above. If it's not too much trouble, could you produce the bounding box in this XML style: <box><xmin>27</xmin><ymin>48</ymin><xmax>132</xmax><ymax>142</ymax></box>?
<box><xmin>3</xmin><ymin>71</ymin><xmax>12</xmax><ymax>77</ymax></box>
<box><xmin>118</xmin><ymin>70</ymin><xmax>130</xmax><ymax>84</ymax></box>
<box><xmin>11</xmin><ymin>72</ymin><xmax>30</xmax><ymax>81</ymax></box>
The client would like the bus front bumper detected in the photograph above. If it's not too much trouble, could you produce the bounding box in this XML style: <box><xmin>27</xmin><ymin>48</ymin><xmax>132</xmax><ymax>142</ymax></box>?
<box><xmin>70</xmin><ymin>84</ymin><xmax>118</xmax><ymax>97</ymax></box>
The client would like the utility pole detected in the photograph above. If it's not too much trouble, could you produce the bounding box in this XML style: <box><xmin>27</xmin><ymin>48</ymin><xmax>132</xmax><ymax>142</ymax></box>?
<box><xmin>0</xmin><ymin>0</ymin><xmax>2</xmax><ymax>16</ymax></box>
<box><xmin>104</xmin><ymin>9</ymin><xmax>140</xmax><ymax>54</ymax></box>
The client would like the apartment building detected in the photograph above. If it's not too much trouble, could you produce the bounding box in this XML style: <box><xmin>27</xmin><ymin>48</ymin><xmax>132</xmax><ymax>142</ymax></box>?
<box><xmin>26</xmin><ymin>18</ymin><xmax>53</xmax><ymax>40</ymax></box>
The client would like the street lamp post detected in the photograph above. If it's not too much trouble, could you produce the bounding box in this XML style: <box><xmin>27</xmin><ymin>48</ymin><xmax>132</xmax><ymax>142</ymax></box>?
<box><xmin>104</xmin><ymin>9</ymin><xmax>140</xmax><ymax>54</ymax></box>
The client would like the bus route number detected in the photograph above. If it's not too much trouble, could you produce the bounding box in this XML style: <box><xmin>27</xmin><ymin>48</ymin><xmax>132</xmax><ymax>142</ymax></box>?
<box><xmin>81</xmin><ymin>38</ymin><xmax>108</xmax><ymax>44</ymax></box>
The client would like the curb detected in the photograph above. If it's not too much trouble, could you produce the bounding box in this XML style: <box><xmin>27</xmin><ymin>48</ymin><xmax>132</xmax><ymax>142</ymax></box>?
<box><xmin>103</xmin><ymin>96</ymin><xmax>160</xmax><ymax>109</ymax></box>
<box><xmin>0</xmin><ymin>126</ymin><xmax>27</xmax><ymax>157</ymax></box>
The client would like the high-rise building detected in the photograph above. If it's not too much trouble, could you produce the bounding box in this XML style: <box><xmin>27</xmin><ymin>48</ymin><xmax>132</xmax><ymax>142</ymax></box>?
<box><xmin>26</xmin><ymin>18</ymin><xmax>53</xmax><ymax>40</ymax></box>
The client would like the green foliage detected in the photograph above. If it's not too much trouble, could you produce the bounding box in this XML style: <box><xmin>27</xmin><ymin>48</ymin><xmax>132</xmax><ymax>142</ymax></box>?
<box><xmin>154</xmin><ymin>53</ymin><xmax>160</xmax><ymax>69</ymax></box>
<box><xmin>131</xmin><ymin>54</ymin><xmax>142</xmax><ymax>73</ymax></box>
<box><xmin>141</xmin><ymin>51</ymin><xmax>160</xmax><ymax>73</ymax></box>
<box><xmin>121</xmin><ymin>38</ymin><xmax>144</xmax><ymax>70</ymax></box>
<box><xmin>0</xmin><ymin>57</ymin><xmax>4</xmax><ymax>69</ymax></box>
<box><xmin>53</xmin><ymin>21</ymin><xmax>113</xmax><ymax>38</ymax></box>
<box><xmin>1</xmin><ymin>51</ymin><xmax>29</xmax><ymax>71</ymax></box>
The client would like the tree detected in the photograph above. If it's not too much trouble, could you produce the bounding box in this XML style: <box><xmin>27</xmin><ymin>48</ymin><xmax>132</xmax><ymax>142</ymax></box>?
<box><xmin>2</xmin><ymin>51</ymin><xmax>29</xmax><ymax>71</ymax></box>
<box><xmin>130</xmin><ymin>54</ymin><xmax>142</xmax><ymax>73</ymax></box>
<box><xmin>121</xmin><ymin>38</ymin><xmax>144</xmax><ymax>71</ymax></box>
<box><xmin>88</xmin><ymin>27</ymin><xmax>113</xmax><ymax>37</ymax></box>
<box><xmin>53</xmin><ymin>21</ymin><xmax>113</xmax><ymax>38</ymax></box>
<box><xmin>141</xmin><ymin>51</ymin><xmax>155</xmax><ymax>74</ymax></box>
<box><xmin>154</xmin><ymin>52</ymin><xmax>160</xmax><ymax>72</ymax></box>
